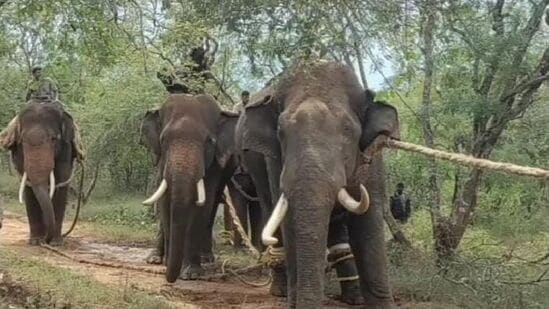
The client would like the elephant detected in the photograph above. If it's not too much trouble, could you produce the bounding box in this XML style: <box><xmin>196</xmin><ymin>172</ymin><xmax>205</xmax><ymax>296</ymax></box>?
<box><xmin>235</xmin><ymin>85</ymin><xmax>365</xmax><ymax>305</ymax></box>
<box><xmin>140</xmin><ymin>93</ymin><xmax>239</xmax><ymax>282</ymax></box>
<box><xmin>223</xmin><ymin>168</ymin><xmax>264</xmax><ymax>251</ymax></box>
<box><xmin>8</xmin><ymin>101</ymin><xmax>78</xmax><ymax>246</ymax></box>
<box><xmin>238</xmin><ymin>61</ymin><xmax>400</xmax><ymax>308</ymax></box>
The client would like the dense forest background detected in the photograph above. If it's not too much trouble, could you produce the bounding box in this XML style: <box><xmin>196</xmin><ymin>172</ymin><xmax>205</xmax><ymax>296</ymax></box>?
<box><xmin>0</xmin><ymin>1</ymin><xmax>547</xmax><ymax>307</ymax></box>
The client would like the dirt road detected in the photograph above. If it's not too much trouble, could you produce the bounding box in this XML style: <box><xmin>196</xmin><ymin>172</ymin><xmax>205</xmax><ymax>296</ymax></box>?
<box><xmin>0</xmin><ymin>212</ymin><xmax>356</xmax><ymax>308</ymax></box>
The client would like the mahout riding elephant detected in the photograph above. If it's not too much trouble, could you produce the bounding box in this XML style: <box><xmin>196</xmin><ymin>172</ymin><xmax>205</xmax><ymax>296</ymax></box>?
<box><xmin>238</xmin><ymin>61</ymin><xmax>400</xmax><ymax>308</ymax></box>
<box><xmin>140</xmin><ymin>93</ymin><xmax>239</xmax><ymax>282</ymax></box>
<box><xmin>8</xmin><ymin>101</ymin><xmax>78</xmax><ymax>246</ymax></box>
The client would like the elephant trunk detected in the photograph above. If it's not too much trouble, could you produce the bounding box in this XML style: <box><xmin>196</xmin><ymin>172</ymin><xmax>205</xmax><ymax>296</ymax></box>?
<box><xmin>289</xmin><ymin>180</ymin><xmax>333</xmax><ymax>308</ymax></box>
<box><xmin>165</xmin><ymin>143</ymin><xmax>204</xmax><ymax>283</ymax></box>
<box><xmin>31</xmin><ymin>184</ymin><xmax>56</xmax><ymax>243</ymax></box>
<box><xmin>165</xmin><ymin>173</ymin><xmax>195</xmax><ymax>283</ymax></box>
<box><xmin>23</xmin><ymin>143</ymin><xmax>56</xmax><ymax>243</ymax></box>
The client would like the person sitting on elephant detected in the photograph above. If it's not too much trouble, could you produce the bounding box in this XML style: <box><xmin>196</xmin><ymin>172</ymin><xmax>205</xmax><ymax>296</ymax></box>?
<box><xmin>232</xmin><ymin>91</ymin><xmax>250</xmax><ymax>114</ymax></box>
<box><xmin>26</xmin><ymin>66</ymin><xmax>59</xmax><ymax>102</ymax></box>
<box><xmin>0</xmin><ymin>67</ymin><xmax>85</xmax><ymax>161</ymax></box>
<box><xmin>157</xmin><ymin>42</ymin><xmax>217</xmax><ymax>95</ymax></box>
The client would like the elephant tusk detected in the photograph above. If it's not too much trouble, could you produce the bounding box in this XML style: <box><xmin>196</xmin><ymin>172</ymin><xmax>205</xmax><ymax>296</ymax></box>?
<box><xmin>262</xmin><ymin>193</ymin><xmax>288</xmax><ymax>246</ymax></box>
<box><xmin>142</xmin><ymin>179</ymin><xmax>168</xmax><ymax>205</ymax></box>
<box><xmin>338</xmin><ymin>184</ymin><xmax>370</xmax><ymax>214</ymax></box>
<box><xmin>18</xmin><ymin>172</ymin><xmax>27</xmax><ymax>204</ymax></box>
<box><xmin>196</xmin><ymin>178</ymin><xmax>206</xmax><ymax>206</ymax></box>
<box><xmin>49</xmin><ymin>171</ymin><xmax>55</xmax><ymax>199</ymax></box>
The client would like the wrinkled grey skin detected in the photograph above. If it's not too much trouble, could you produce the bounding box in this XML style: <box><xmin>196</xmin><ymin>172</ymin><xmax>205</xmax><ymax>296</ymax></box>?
<box><xmin>10</xmin><ymin>102</ymin><xmax>76</xmax><ymax>246</ymax></box>
<box><xmin>140</xmin><ymin>94</ymin><xmax>239</xmax><ymax>282</ymax></box>
<box><xmin>237</xmin><ymin>61</ymin><xmax>400</xmax><ymax>308</ymax></box>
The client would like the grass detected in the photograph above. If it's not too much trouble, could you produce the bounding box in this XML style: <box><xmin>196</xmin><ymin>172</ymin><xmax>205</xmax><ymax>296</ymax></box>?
<box><xmin>2</xmin><ymin>172</ymin><xmax>548</xmax><ymax>308</ymax></box>
<box><xmin>388</xmin><ymin>209</ymin><xmax>549</xmax><ymax>309</ymax></box>
<box><xmin>0</xmin><ymin>250</ymin><xmax>172</xmax><ymax>308</ymax></box>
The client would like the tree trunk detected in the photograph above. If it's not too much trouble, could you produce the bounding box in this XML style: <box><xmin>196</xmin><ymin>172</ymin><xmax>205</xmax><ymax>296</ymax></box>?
<box><xmin>419</xmin><ymin>0</ymin><xmax>444</xmax><ymax>246</ymax></box>
<box><xmin>382</xmin><ymin>199</ymin><xmax>411</xmax><ymax>247</ymax></box>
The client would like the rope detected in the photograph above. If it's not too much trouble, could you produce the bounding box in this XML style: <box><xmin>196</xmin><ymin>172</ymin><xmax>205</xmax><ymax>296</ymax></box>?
<box><xmin>230</xmin><ymin>177</ymin><xmax>260</xmax><ymax>202</ymax></box>
<box><xmin>386</xmin><ymin>139</ymin><xmax>549</xmax><ymax>179</ymax></box>
<box><xmin>221</xmin><ymin>259</ymin><xmax>272</xmax><ymax>287</ymax></box>
<box><xmin>55</xmin><ymin>170</ymin><xmax>74</xmax><ymax>188</ymax></box>
<box><xmin>334</xmin><ymin>275</ymin><xmax>359</xmax><ymax>282</ymax></box>
<box><xmin>260</xmin><ymin>245</ymin><xmax>285</xmax><ymax>267</ymax></box>
<box><xmin>326</xmin><ymin>252</ymin><xmax>359</xmax><ymax>282</ymax></box>
<box><xmin>222</xmin><ymin>187</ymin><xmax>261</xmax><ymax>259</ymax></box>
<box><xmin>62</xmin><ymin>161</ymin><xmax>85</xmax><ymax>237</ymax></box>
<box><xmin>328</xmin><ymin>253</ymin><xmax>355</xmax><ymax>270</ymax></box>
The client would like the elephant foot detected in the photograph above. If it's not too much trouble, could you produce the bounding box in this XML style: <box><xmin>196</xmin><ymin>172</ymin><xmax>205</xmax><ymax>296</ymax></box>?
<box><xmin>146</xmin><ymin>250</ymin><xmax>163</xmax><ymax>265</ymax></box>
<box><xmin>28</xmin><ymin>237</ymin><xmax>42</xmax><ymax>246</ymax></box>
<box><xmin>269</xmin><ymin>266</ymin><xmax>287</xmax><ymax>297</ymax></box>
<box><xmin>339</xmin><ymin>281</ymin><xmax>364</xmax><ymax>305</ymax></box>
<box><xmin>201</xmin><ymin>253</ymin><xmax>215</xmax><ymax>264</ymax></box>
<box><xmin>48</xmin><ymin>236</ymin><xmax>64</xmax><ymax>247</ymax></box>
<box><xmin>180</xmin><ymin>264</ymin><xmax>205</xmax><ymax>280</ymax></box>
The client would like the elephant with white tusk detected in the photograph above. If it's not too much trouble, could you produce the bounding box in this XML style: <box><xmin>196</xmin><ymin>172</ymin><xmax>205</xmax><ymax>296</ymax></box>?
<box><xmin>238</xmin><ymin>61</ymin><xmax>400</xmax><ymax>308</ymax></box>
<box><xmin>8</xmin><ymin>101</ymin><xmax>79</xmax><ymax>246</ymax></box>
<box><xmin>139</xmin><ymin>94</ymin><xmax>240</xmax><ymax>283</ymax></box>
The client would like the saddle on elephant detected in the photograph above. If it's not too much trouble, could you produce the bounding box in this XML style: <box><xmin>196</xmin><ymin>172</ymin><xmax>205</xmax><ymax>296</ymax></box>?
<box><xmin>0</xmin><ymin>99</ymin><xmax>85</xmax><ymax>161</ymax></box>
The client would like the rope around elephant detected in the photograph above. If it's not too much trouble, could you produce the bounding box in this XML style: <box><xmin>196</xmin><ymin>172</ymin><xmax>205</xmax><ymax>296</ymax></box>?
<box><xmin>386</xmin><ymin>139</ymin><xmax>549</xmax><ymax>179</ymax></box>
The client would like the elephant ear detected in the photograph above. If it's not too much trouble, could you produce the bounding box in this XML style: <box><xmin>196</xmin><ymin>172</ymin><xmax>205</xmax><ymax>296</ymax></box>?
<box><xmin>140</xmin><ymin>110</ymin><xmax>161</xmax><ymax>165</ymax></box>
<box><xmin>60</xmin><ymin>112</ymin><xmax>77</xmax><ymax>159</ymax></box>
<box><xmin>214</xmin><ymin>111</ymin><xmax>239</xmax><ymax>168</ymax></box>
<box><xmin>238</xmin><ymin>94</ymin><xmax>280</xmax><ymax>160</ymax></box>
<box><xmin>61</xmin><ymin>111</ymin><xmax>76</xmax><ymax>142</ymax></box>
<box><xmin>359</xmin><ymin>95</ymin><xmax>400</xmax><ymax>152</ymax></box>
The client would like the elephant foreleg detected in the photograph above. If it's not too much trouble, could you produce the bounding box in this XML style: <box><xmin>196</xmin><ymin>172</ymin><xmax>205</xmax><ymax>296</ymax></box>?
<box><xmin>327</xmin><ymin>210</ymin><xmax>363</xmax><ymax>305</ymax></box>
<box><xmin>348</xmin><ymin>158</ymin><xmax>394</xmax><ymax>308</ymax></box>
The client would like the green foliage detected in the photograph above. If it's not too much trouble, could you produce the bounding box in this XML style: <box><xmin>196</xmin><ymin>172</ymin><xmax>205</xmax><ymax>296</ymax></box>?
<box><xmin>390</xmin><ymin>211</ymin><xmax>549</xmax><ymax>309</ymax></box>
<box><xmin>0</xmin><ymin>1</ymin><xmax>547</xmax><ymax>306</ymax></box>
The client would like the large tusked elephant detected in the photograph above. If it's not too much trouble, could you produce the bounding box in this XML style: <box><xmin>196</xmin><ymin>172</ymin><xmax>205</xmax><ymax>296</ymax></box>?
<box><xmin>141</xmin><ymin>93</ymin><xmax>239</xmax><ymax>282</ymax></box>
<box><xmin>9</xmin><ymin>102</ymin><xmax>78</xmax><ymax>246</ymax></box>
<box><xmin>239</xmin><ymin>61</ymin><xmax>400</xmax><ymax>308</ymax></box>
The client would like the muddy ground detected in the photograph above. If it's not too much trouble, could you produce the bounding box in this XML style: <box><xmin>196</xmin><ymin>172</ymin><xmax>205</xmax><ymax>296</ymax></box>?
<box><xmin>0</xmin><ymin>212</ymin><xmax>368</xmax><ymax>308</ymax></box>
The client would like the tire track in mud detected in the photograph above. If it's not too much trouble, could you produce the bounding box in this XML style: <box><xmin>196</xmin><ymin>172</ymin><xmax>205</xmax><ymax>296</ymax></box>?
<box><xmin>0</xmin><ymin>212</ymin><xmax>354</xmax><ymax>308</ymax></box>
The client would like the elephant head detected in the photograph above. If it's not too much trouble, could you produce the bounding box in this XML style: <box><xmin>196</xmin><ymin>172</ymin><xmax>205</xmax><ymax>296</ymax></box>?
<box><xmin>11</xmin><ymin>102</ymin><xmax>76</xmax><ymax>243</ymax></box>
<box><xmin>140</xmin><ymin>94</ymin><xmax>237</xmax><ymax>282</ymax></box>
<box><xmin>242</xmin><ymin>62</ymin><xmax>399</xmax><ymax>307</ymax></box>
